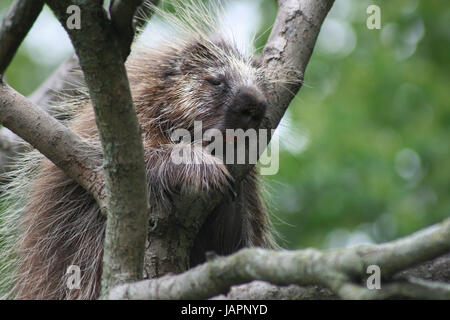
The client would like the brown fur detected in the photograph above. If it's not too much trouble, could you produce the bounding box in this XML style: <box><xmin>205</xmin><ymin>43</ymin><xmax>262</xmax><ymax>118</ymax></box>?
<box><xmin>8</xmin><ymin>35</ymin><xmax>276</xmax><ymax>300</ymax></box>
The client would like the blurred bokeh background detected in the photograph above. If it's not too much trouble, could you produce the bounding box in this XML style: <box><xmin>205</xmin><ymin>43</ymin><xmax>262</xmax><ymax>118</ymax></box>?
<box><xmin>1</xmin><ymin>0</ymin><xmax>449</xmax><ymax>249</ymax></box>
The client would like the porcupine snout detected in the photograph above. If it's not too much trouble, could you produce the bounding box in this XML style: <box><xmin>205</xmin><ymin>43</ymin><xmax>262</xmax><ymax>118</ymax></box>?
<box><xmin>226</xmin><ymin>86</ymin><xmax>268</xmax><ymax>131</ymax></box>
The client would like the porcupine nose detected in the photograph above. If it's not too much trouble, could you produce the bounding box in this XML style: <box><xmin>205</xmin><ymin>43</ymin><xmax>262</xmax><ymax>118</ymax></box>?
<box><xmin>232</xmin><ymin>86</ymin><xmax>267</xmax><ymax>130</ymax></box>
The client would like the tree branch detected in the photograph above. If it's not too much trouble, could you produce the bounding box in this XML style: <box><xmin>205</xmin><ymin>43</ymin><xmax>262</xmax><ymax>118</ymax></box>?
<box><xmin>335</xmin><ymin>279</ymin><xmax>450</xmax><ymax>300</ymax></box>
<box><xmin>213</xmin><ymin>281</ymin><xmax>336</xmax><ymax>300</ymax></box>
<box><xmin>0</xmin><ymin>79</ymin><xmax>107</xmax><ymax>208</ymax></box>
<box><xmin>44</xmin><ymin>0</ymin><xmax>149</xmax><ymax>294</ymax></box>
<box><xmin>263</xmin><ymin>0</ymin><xmax>334</xmax><ymax>127</ymax></box>
<box><xmin>215</xmin><ymin>253</ymin><xmax>450</xmax><ymax>299</ymax></box>
<box><xmin>0</xmin><ymin>0</ymin><xmax>161</xmax><ymax>173</ymax></box>
<box><xmin>356</xmin><ymin>218</ymin><xmax>450</xmax><ymax>278</ymax></box>
<box><xmin>0</xmin><ymin>0</ymin><xmax>160</xmax><ymax>293</ymax></box>
<box><xmin>109</xmin><ymin>0</ymin><xmax>144</xmax><ymax>60</ymax></box>
<box><xmin>0</xmin><ymin>0</ymin><xmax>44</xmax><ymax>74</ymax></box>
<box><xmin>0</xmin><ymin>0</ymin><xmax>72</xmax><ymax>179</ymax></box>
<box><xmin>107</xmin><ymin>218</ymin><xmax>450</xmax><ymax>300</ymax></box>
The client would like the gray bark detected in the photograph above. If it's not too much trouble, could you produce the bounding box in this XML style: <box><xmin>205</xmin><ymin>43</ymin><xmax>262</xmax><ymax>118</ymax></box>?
<box><xmin>44</xmin><ymin>0</ymin><xmax>149</xmax><ymax>294</ymax></box>
<box><xmin>106</xmin><ymin>219</ymin><xmax>450</xmax><ymax>300</ymax></box>
<box><xmin>0</xmin><ymin>79</ymin><xmax>107</xmax><ymax>208</ymax></box>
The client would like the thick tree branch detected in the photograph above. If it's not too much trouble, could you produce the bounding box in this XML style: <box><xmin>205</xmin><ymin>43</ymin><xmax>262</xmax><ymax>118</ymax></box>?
<box><xmin>213</xmin><ymin>281</ymin><xmax>336</xmax><ymax>300</ymax></box>
<box><xmin>0</xmin><ymin>79</ymin><xmax>107</xmax><ymax>208</ymax></box>
<box><xmin>0</xmin><ymin>0</ymin><xmax>160</xmax><ymax>171</ymax></box>
<box><xmin>263</xmin><ymin>0</ymin><xmax>334</xmax><ymax>127</ymax></box>
<box><xmin>0</xmin><ymin>0</ymin><xmax>44</xmax><ymax>74</ymax></box>
<box><xmin>335</xmin><ymin>277</ymin><xmax>450</xmax><ymax>300</ymax></box>
<box><xmin>215</xmin><ymin>253</ymin><xmax>450</xmax><ymax>299</ymax></box>
<box><xmin>0</xmin><ymin>54</ymin><xmax>81</xmax><ymax>183</ymax></box>
<box><xmin>356</xmin><ymin>218</ymin><xmax>450</xmax><ymax>278</ymax></box>
<box><xmin>0</xmin><ymin>0</ymin><xmax>160</xmax><ymax>293</ymax></box>
<box><xmin>44</xmin><ymin>0</ymin><xmax>149</xmax><ymax>294</ymax></box>
<box><xmin>107</xmin><ymin>219</ymin><xmax>450</xmax><ymax>300</ymax></box>
<box><xmin>0</xmin><ymin>0</ymin><xmax>73</xmax><ymax>178</ymax></box>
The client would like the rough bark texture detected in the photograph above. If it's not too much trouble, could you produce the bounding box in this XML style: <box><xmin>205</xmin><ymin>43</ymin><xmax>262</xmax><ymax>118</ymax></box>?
<box><xmin>110</xmin><ymin>0</ymin><xmax>145</xmax><ymax>59</ymax></box>
<box><xmin>0</xmin><ymin>54</ymin><xmax>82</xmax><ymax>182</ymax></box>
<box><xmin>0</xmin><ymin>79</ymin><xmax>107</xmax><ymax>208</ymax></box>
<box><xmin>263</xmin><ymin>0</ymin><xmax>335</xmax><ymax>127</ymax></box>
<box><xmin>44</xmin><ymin>0</ymin><xmax>149</xmax><ymax>294</ymax></box>
<box><xmin>0</xmin><ymin>0</ymin><xmax>44</xmax><ymax>174</ymax></box>
<box><xmin>107</xmin><ymin>219</ymin><xmax>450</xmax><ymax>300</ymax></box>
<box><xmin>400</xmin><ymin>252</ymin><xmax>450</xmax><ymax>282</ymax></box>
<box><xmin>0</xmin><ymin>0</ymin><xmax>157</xmax><ymax>177</ymax></box>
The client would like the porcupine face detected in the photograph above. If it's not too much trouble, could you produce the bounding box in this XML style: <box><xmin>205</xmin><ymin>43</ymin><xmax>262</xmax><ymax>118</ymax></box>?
<box><xmin>175</xmin><ymin>39</ymin><xmax>269</xmax><ymax>134</ymax></box>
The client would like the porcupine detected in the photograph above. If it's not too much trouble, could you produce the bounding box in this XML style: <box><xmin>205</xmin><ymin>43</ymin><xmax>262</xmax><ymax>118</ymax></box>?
<box><xmin>0</xmin><ymin>0</ymin><xmax>290</xmax><ymax>299</ymax></box>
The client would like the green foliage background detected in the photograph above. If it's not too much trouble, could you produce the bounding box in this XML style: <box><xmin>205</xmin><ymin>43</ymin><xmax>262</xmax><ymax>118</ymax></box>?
<box><xmin>1</xmin><ymin>0</ymin><xmax>448</xmax><ymax>250</ymax></box>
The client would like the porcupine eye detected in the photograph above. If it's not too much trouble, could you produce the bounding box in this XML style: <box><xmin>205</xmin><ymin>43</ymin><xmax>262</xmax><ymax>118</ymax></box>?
<box><xmin>205</xmin><ymin>75</ymin><xmax>225</xmax><ymax>87</ymax></box>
